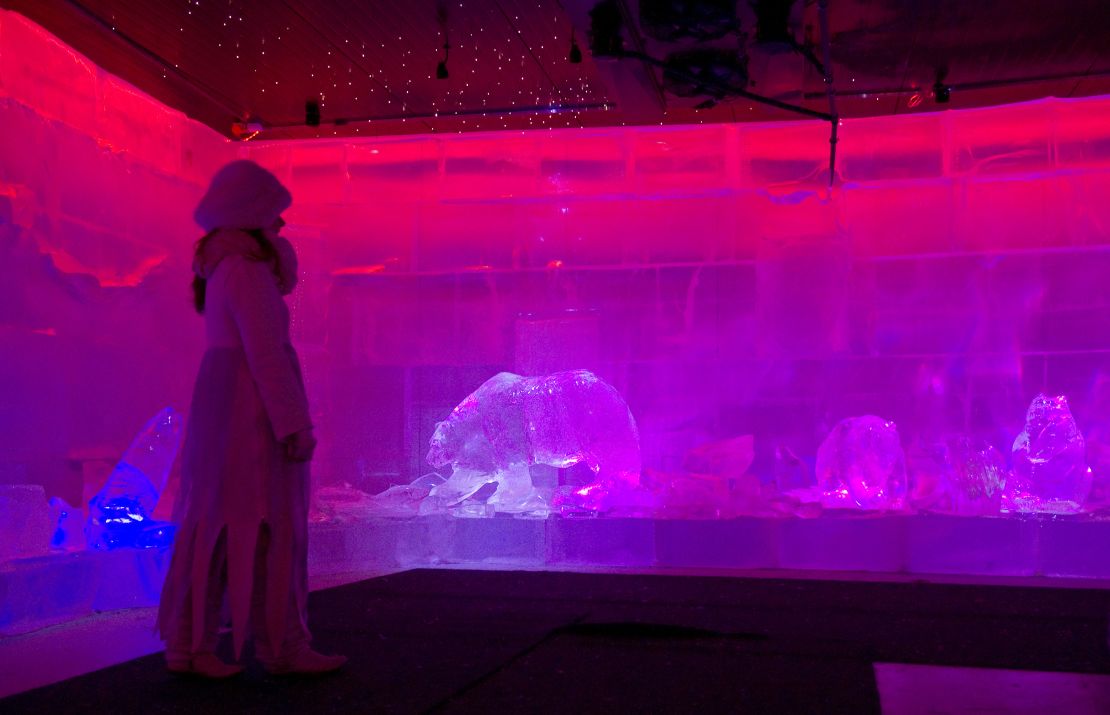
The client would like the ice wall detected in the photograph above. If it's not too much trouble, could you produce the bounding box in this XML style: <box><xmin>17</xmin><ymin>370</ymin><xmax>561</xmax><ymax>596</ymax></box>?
<box><xmin>243</xmin><ymin>97</ymin><xmax>1110</xmax><ymax>496</ymax></box>
<box><xmin>0</xmin><ymin>11</ymin><xmax>230</xmax><ymax>508</ymax></box>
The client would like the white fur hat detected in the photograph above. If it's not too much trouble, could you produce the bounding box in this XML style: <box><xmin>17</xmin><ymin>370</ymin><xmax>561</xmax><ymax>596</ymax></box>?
<box><xmin>193</xmin><ymin>160</ymin><xmax>292</xmax><ymax>232</ymax></box>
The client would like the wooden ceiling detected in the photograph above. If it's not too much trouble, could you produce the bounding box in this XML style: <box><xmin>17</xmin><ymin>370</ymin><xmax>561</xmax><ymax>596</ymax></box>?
<box><xmin>4</xmin><ymin>0</ymin><xmax>1110</xmax><ymax>140</ymax></box>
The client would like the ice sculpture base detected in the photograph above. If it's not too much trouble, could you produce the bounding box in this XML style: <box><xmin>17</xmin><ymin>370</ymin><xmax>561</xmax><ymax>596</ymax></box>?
<box><xmin>7</xmin><ymin>512</ymin><xmax>1110</xmax><ymax>635</ymax></box>
<box><xmin>301</xmin><ymin>512</ymin><xmax>1110</xmax><ymax>581</ymax></box>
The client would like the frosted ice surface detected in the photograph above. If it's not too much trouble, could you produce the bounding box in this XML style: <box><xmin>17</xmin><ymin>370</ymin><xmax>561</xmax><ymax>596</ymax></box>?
<box><xmin>946</xmin><ymin>437</ymin><xmax>1008</xmax><ymax>515</ymax></box>
<box><xmin>1010</xmin><ymin>393</ymin><xmax>1090</xmax><ymax>513</ymax></box>
<box><xmin>86</xmin><ymin>407</ymin><xmax>183</xmax><ymax>549</ymax></box>
<box><xmin>682</xmin><ymin>434</ymin><xmax>754</xmax><ymax>479</ymax></box>
<box><xmin>908</xmin><ymin>438</ymin><xmax>1007</xmax><ymax>515</ymax></box>
<box><xmin>774</xmin><ymin>443</ymin><xmax>814</xmax><ymax>492</ymax></box>
<box><xmin>816</xmin><ymin>415</ymin><xmax>907</xmax><ymax>510</ymax></box>
<box><xmin>0</xmin><ymin>485</ymin><xmax>52</xmax><ymax>562</ymax></box>
<box><xmin>426</xmin><ymin>370</ymin><xmax>641</xmax><ymax>514</ymax></box>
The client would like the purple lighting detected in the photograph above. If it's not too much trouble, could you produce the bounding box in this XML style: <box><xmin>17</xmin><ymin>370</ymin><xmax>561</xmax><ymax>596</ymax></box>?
<box><xmin>4</xmin><ymin>8</ymin><xmax>1110</xmax><ymax>640</ymax></box>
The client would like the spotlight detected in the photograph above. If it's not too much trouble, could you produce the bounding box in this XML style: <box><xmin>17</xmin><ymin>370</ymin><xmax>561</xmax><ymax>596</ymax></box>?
<box><xmin>305</xmin><ymin>99</ymin><xmax>320</xmax><ymax>126</ymax></box>
<box><xmin>932</xmin><ymin>66</ymin><xmax>950</xmax><ymax>104</ymax></box>
<box><xmin>569</xmin><ymin>36</ymin><xmax>582</xmax><ymax>64</ymax></box>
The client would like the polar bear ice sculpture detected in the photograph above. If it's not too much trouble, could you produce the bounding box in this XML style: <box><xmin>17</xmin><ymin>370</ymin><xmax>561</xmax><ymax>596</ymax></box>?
<box><xmin>425</xmin><ymin>370</ymin><xmax>641</xmax><ymax>514</ymax></box>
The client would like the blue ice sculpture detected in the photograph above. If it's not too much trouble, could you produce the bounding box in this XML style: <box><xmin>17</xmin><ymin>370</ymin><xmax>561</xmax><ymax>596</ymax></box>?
<box><xmin>86</xmin><ymin>407</ymin><xmax>183</xmax><ymax>549</ymax></box>
<box><xmin>1010</xmin><ymin>393</ymin><xmax>1090</xmax><ymax>513</ymax></box>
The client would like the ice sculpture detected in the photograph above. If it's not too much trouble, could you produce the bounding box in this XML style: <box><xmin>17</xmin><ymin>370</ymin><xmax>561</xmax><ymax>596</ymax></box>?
<box><xmin>907</xmin><ymin>437</ymin><xmax>1007</xmax><ymax>515</ymax></box>
<box><xmin>425</xmin><ymin>370</ymin><xmax>641</xmax><ymax>514</ymax></box>
<box><xmin>816</xmin><ymin>415</ymin><xmax>907</xmax><ymax>510</ymax></box>
<box><xmin>1010</xmin><ymin>393</ymin><xmax>1090</xmax><ymax>513</ymax></box>
<box><xmin>0</xmin><ymin>485</ymin><xmax>52</xmax><ymax>562</ymax></box>
<box><xmin>86</xmin><ymin>407</ymin><xmax>183</xmax><ymax>549</ymax></box>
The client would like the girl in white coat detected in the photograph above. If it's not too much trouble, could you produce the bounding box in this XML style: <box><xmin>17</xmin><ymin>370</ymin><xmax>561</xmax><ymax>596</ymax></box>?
<box><xmin>158</xmin><ymin>160</ymin><xmax>345</xmax><ymax>677</ymax></box>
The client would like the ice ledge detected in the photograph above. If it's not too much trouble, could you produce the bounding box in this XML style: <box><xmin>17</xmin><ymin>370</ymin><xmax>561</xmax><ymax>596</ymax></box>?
<box><xmin>4</xmin><ymin>513</ymin><xmax>1109</xmax><ymax>636</ymax></box>
<box><xmin>308</xmin><ymin>512</ymin><xmax>1110</xmax><ymax>580</ymax></box>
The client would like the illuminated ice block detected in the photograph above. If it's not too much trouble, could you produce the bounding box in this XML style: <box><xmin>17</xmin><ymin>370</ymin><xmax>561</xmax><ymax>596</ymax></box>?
<box><xmin>425</xmin><ymin>370</ymin><xmax>641</xmax><ymax>515</ymax></box>
<box><xmin>1010</xmin><ymin>394</ymin><xmax>1090</xmax><ymax>513</ymax></box>
<box><xmin>816</xmin><ymin>415</ymin><xmax>907</xmax><ymax>510</ymax></box>
<box><xmin>86</xmin><ymin>407</ymin><xmax>183</xmax><ymax>549</ymax></box>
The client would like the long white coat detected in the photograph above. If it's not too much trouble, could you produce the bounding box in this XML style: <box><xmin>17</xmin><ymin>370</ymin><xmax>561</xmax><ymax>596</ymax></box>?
<box><xmin>158</xmin><ymin>229</ymin><xmax>312</xmax><ymax>659</ymax></box>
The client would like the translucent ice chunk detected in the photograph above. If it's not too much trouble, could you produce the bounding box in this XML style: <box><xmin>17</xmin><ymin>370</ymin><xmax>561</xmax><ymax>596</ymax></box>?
<box><xmin>682</xmin><ymin>434</ymin><xmax>754</xmax><ymax>480</ymax></box>
<box><xmin>87</xmin><ymin>407</ymin><xmax>183</xmax><ymax>549</ymax></box>
<box><xmin>314</xmin><ymin>482</ymin><xmax>380</xmax><ymax>521</ymax></box>
<box><xmin>362</xmin><ymin>473</ymin><xmax>447</xmax><ymax>517</ymax></box>
<box><xmin>947</xmin><ymin>437</ymin><xmax>1008</xmax><ymax>515</ymax></box>
<box><xmin>906</xmin><ymin>440</ymin><xmax>952</xmax><ymax>512</ymax></box>
<box><xmin>108</xmin><ymin>407</ymin><xmax>184</xmax><ymax>515</ymax></box>
<box><xmin>773</xmin><ymin>443</ymin><xmax>814</xmax><ymax>492</ymax></box>
<box><xmin>1010</xmin><ymin>393</ymin><xmax>1090</xmax><ymax>513</ymax></box>
<box><xmin>816</xmin><ymin>415</ymin><xmax>907</xmax><ymax>510</ymax></box>
<box><xmin>426</xmin><ymin>370</ymin><xmax>641</xmax><ymax>514</ymax></box>
<box><xmin>49</xmin><ymin>496</ymin><xmax>82</xmax><ymax>549</ymax></box>
<box><xmin>908</xmin><ymin>437</ymin><xmax>1007</xmax><ymax>515</ymax></box>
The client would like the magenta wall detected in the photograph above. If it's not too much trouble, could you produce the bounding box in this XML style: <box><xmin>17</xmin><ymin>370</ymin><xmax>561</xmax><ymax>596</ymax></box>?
<box><xmin>0</xmin><ymin>12</ymin><xmax>228</xmax><ymax>506</ymax></box>
<box><xmin>4</xmin><ymin>9</ymin><xmax>1110</xmax><ymax>507</ymax></box>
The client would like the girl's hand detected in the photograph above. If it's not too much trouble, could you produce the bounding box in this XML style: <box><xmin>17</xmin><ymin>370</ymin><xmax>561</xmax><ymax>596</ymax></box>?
<box><xmin>285</xmin><ymin>428</ymin><xmax>317</xmax><ymax>462</ymax></box>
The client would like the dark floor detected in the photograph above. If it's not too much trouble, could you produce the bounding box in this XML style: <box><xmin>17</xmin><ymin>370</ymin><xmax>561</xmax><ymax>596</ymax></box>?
<box><xmin>3</xmin><ymin>569</ymin><xmax>1110</xmax><ymax>713</ymax></box>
